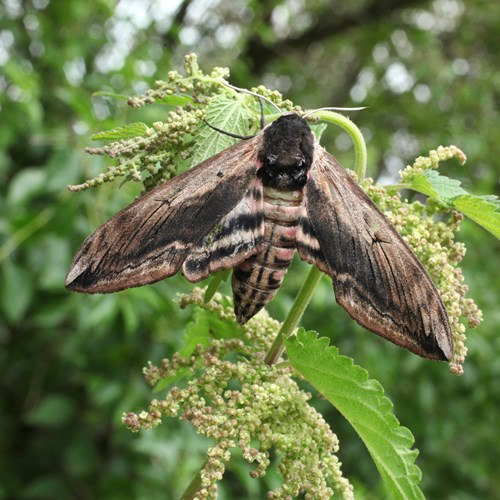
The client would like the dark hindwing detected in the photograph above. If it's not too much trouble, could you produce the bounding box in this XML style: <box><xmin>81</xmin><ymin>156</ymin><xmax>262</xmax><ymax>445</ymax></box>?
<box><xmin>66</xmin><ymin>136</ymin><xmax>262</xmax><ymax>293</ymax></box>
<box><xmin>297</xmin><ymin>145</ymin><xmax>453</xmax><ymax>360</ymax></box>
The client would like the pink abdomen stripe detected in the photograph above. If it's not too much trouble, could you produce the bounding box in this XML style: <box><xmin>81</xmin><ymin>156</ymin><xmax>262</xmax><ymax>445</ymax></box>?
<box><xmin>232</xmin><ymin>186</ymin><xmax>303</xmax><ymax>323</ymax></box>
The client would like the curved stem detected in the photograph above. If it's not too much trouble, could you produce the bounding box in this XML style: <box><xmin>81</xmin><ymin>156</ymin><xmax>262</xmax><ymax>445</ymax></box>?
<box><xmin>264</xmin><ymin>111</ymin><xmax>367</xmax><ymax>366</ymax></box>
<box><xmin>265</xmin><ymin>266</ymin><xmax>322</xmax><ymax>365</ymax></box>
<box><xmin>311</xmin><ymin>110</ymin><xmax>367</xmax><ymax>179</ymax></box>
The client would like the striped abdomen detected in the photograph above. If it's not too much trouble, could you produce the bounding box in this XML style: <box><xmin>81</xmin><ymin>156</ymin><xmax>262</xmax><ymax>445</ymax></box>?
<box><xmin>232</xmin><ymin>186</ymin><xmax>303</xmax><ymax>323</ymax></box>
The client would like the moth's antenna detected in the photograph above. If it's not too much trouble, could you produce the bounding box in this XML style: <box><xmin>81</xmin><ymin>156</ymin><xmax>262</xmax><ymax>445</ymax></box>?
<box><xmin>258</xmin><ymin>97</ymin><xmax>266</xmax><ymax>129</ymax></box>
<box><xmin>303</xmin><ymin>106</ymin><xmax>367</xmax><ymax>119</ymax></box>
<box><xmin>220</xmin><ymin>81</ymin><xmax>284</xmax><ymax>115</ymax></box>
<box><xmin>203</xmin><ymin>120</ymin><xmax>255</xmax><ymax>140</ymax></box>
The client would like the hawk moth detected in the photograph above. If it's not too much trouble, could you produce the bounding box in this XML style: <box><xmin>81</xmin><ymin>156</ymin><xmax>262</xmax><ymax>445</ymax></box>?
<box><xmin>66</xmin><ymin>113</ymin><xmax>453</xmax><ymax>361</ymax></box>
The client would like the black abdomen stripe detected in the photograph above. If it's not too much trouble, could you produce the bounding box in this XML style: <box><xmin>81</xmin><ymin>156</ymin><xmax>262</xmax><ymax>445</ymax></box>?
<box><xmin>232</xmin><ymin>186</ymin><xmax>303</xmax><ymax>323</ymax></box>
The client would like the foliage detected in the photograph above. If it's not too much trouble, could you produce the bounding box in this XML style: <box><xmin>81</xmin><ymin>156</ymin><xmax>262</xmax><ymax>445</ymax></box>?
<box><xmin>286</xmin><ymin>330</ymin><xmax>423</xmax><ymax>500</ymax></box>
<box><xmin>1</xmin><ymin>1</ymin><xmax>499</xmax><ymax>499</ymax></box>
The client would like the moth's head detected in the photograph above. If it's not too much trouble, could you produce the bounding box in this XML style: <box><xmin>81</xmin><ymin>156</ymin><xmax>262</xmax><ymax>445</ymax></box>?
<box><xmin>259</xmin><ymin>114</ymin><xmax>314</xmax><ymax>170</ymax></box>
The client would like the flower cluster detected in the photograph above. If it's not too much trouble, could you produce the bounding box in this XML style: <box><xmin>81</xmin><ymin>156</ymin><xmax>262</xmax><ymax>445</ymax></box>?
<box><xmin>362</xmin><ymin>147</ymin><xmax>483</xmax><ymax>374</ymax></box>
<box><xmin>399</xmin><ymin>145</ymin><xmax>467</xmax><ymax>180</ymax></box>
<box><xmin>123</xmin><ymin>290</ymin><xmax>353</xmax><ymax>500</ymax></box>
<box><xmin>67</xmin><ymin>53</ymin><xmax>293</xmax><ymax>193</ymax></box>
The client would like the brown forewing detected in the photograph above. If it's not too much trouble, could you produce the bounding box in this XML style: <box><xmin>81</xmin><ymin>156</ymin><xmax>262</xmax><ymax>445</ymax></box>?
<box><xmin>66</xmin><ymin>135</ymin><xmax>262</xmax><ymax>293</ymax></box>
<box><xmin>182</xmin><ymin>178</ymin><xmax>265</xmax><ymax>282</ymax></box>
<box><xmin>298</xmin><ymin>144</ymin><xmax>453</xmax><ymax>360</ymax></box>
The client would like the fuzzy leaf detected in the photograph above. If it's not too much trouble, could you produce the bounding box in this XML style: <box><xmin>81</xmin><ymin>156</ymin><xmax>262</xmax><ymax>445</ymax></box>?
<box><xmin>406</xmin><ymin>170</ymin><xmax>500</xmax><ymax>238</ymax></box>
<box><xmin>91</xmin><ymin>122</ymin><xmax>150</xmax><ymax>141</ymax></box>
<box><xmin>407</xmin><ymin>170</ymin><xmax>467</xmax><ymax>203</ymax></box>
<box><xmin>190</xmin><ymin>95</ymin><xmax>253</xmax><ymax>165</ymax></box>
<box><xmin>452</xmin><ymin>194</ymin><xmax>500</xmax><ymax>238</ymax></box>
<box><xmin>286</xmin><ymin>329</ymin><xmax>424</xmax><ymax>499</ymax></box>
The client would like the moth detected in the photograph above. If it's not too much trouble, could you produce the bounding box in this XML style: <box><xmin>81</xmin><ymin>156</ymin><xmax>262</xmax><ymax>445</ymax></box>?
<box><xmin>66</xmin><ymin>113</ymin><xmax>453</xmax><ymax>361</ymax></box>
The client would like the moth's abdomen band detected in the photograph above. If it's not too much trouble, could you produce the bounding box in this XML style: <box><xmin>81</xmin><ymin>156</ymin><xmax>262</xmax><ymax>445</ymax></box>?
<box><xmin>232</xmin><ymin>187</ymin><xmax>303</xmax><ymax>323</ymax></box>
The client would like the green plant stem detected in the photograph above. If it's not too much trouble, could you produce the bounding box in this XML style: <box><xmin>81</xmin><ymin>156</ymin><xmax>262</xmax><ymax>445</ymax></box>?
<box><xmin>383</xmin><ymin>182</ymin><xmax>412</xmax><ymax>192</ymax></box>
<box><xmin>265</xmin><ymin>266</ymin><xmax>323</xmax><ymax>365</ymax></box>
<box><xmin>264</xmin><ymin>110</ymin><xmax>367</xmax><ymax>366</ymax></box>
<box><xmin>313</xmin><ymin>110</ymin><xmax>367</xmax><ymax>180</ymax></box>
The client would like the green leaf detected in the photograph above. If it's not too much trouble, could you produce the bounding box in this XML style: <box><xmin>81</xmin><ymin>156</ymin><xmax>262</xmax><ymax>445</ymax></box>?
<box><xmin>405</xmin><ymin>170</ymin><xmax>500</xmax><ymax>238</ymax></box>
<box><xmin>180</xmin><ymin>307</ymin><xmax>242</xmax><ymax>357</ymax></box>
<box><xmin>157</xmin><ymin>94</ymin><xmax>193</xmax><ymax>106</ymax></box>
<box><xmin>190</xmin><ymin>95</ymin><xmax>254</xmax><ymax>165</ymax></box>
<box><xmin>153</xmin><ymin>367</ymin><xmax>193</xmax><ymax>393</ymax></box>
<box><xmin>286</xmin><ymin>329</ymin><xmax>424</xmax><ymax>500</ymax></box>
<box><xmin>309</xmin><ymin>122</ymin><xmax>328</xmax><ymax>141</ymax></box>
<box><xmin>6</xmin><ymin>167</ymin><xmax>47</xmax><ymax>204</ymax></box>
<box><xmin>152</xmin><ymin>307</ymin><xmax>243</xmax><ymax>392</ymax></box>
<box><xmin>91</xmin><ymin>122</ymin><xmax>150</xmax><ymax>141</ymax></box>
<box><xmin>407</xmin><ymin>170</ymin><xmax>467</xmax><ymax>203</ymax></box>
<box><xmin>452</xmin><ymin>194</ymin><xmax>500</xmax><ymax>238</ymax></box>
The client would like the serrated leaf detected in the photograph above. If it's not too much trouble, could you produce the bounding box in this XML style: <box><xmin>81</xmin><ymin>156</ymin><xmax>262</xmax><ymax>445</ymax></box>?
<box><xmin>91</xmin><ymin>122</ymin><xmax>150</xmax><ymax>141</ymax></box>
<box><xmin>286</xmin><ymin>329</ymin><xmax>424</xmax><ymax>500</ymax></box>
<box><xmin>452</xmin><ymin>194</ymin><xmax>500</xmax><ymax>238</ymax></box>
<box><xmin>407</xmin><ymin>170</ymin><xmax>467</xmax><ymax>204</ymax></box>
<box><xmin>190</xmin><ymin>95</ymin><xmax>253</xmax><ymax>165</ymax></box>
<box><xmin>405</xmin><ymin>170</ymin><xmax>500</xmax><ymax>238</ymax></box>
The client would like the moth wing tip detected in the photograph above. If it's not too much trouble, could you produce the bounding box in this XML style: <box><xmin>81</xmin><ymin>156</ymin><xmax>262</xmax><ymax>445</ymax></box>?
<box><xmin>65</xmin><ymin>268</ymin><xmax>80</xmax><ymax>290</ymax></box>
<box><xmin>65</xmin><ymin>262</ymin><xmax>95</xmax><ymax>293</ymax></box>
<box><xmin>65</xmin><ymin>274</ymin><xmax>87</xmax><ymax>292</ymax></box>
<box><xmin>438</xmin><ymin>335</ymin><xmax>454</xmax><ymax>362</ymax></box>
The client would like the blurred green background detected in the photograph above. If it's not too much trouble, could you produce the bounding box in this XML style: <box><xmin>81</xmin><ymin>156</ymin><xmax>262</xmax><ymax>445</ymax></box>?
<box><xmin>1</xmin><ymin>0</ymin><xmax>499</xmax><ymax>498</ymax></box>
